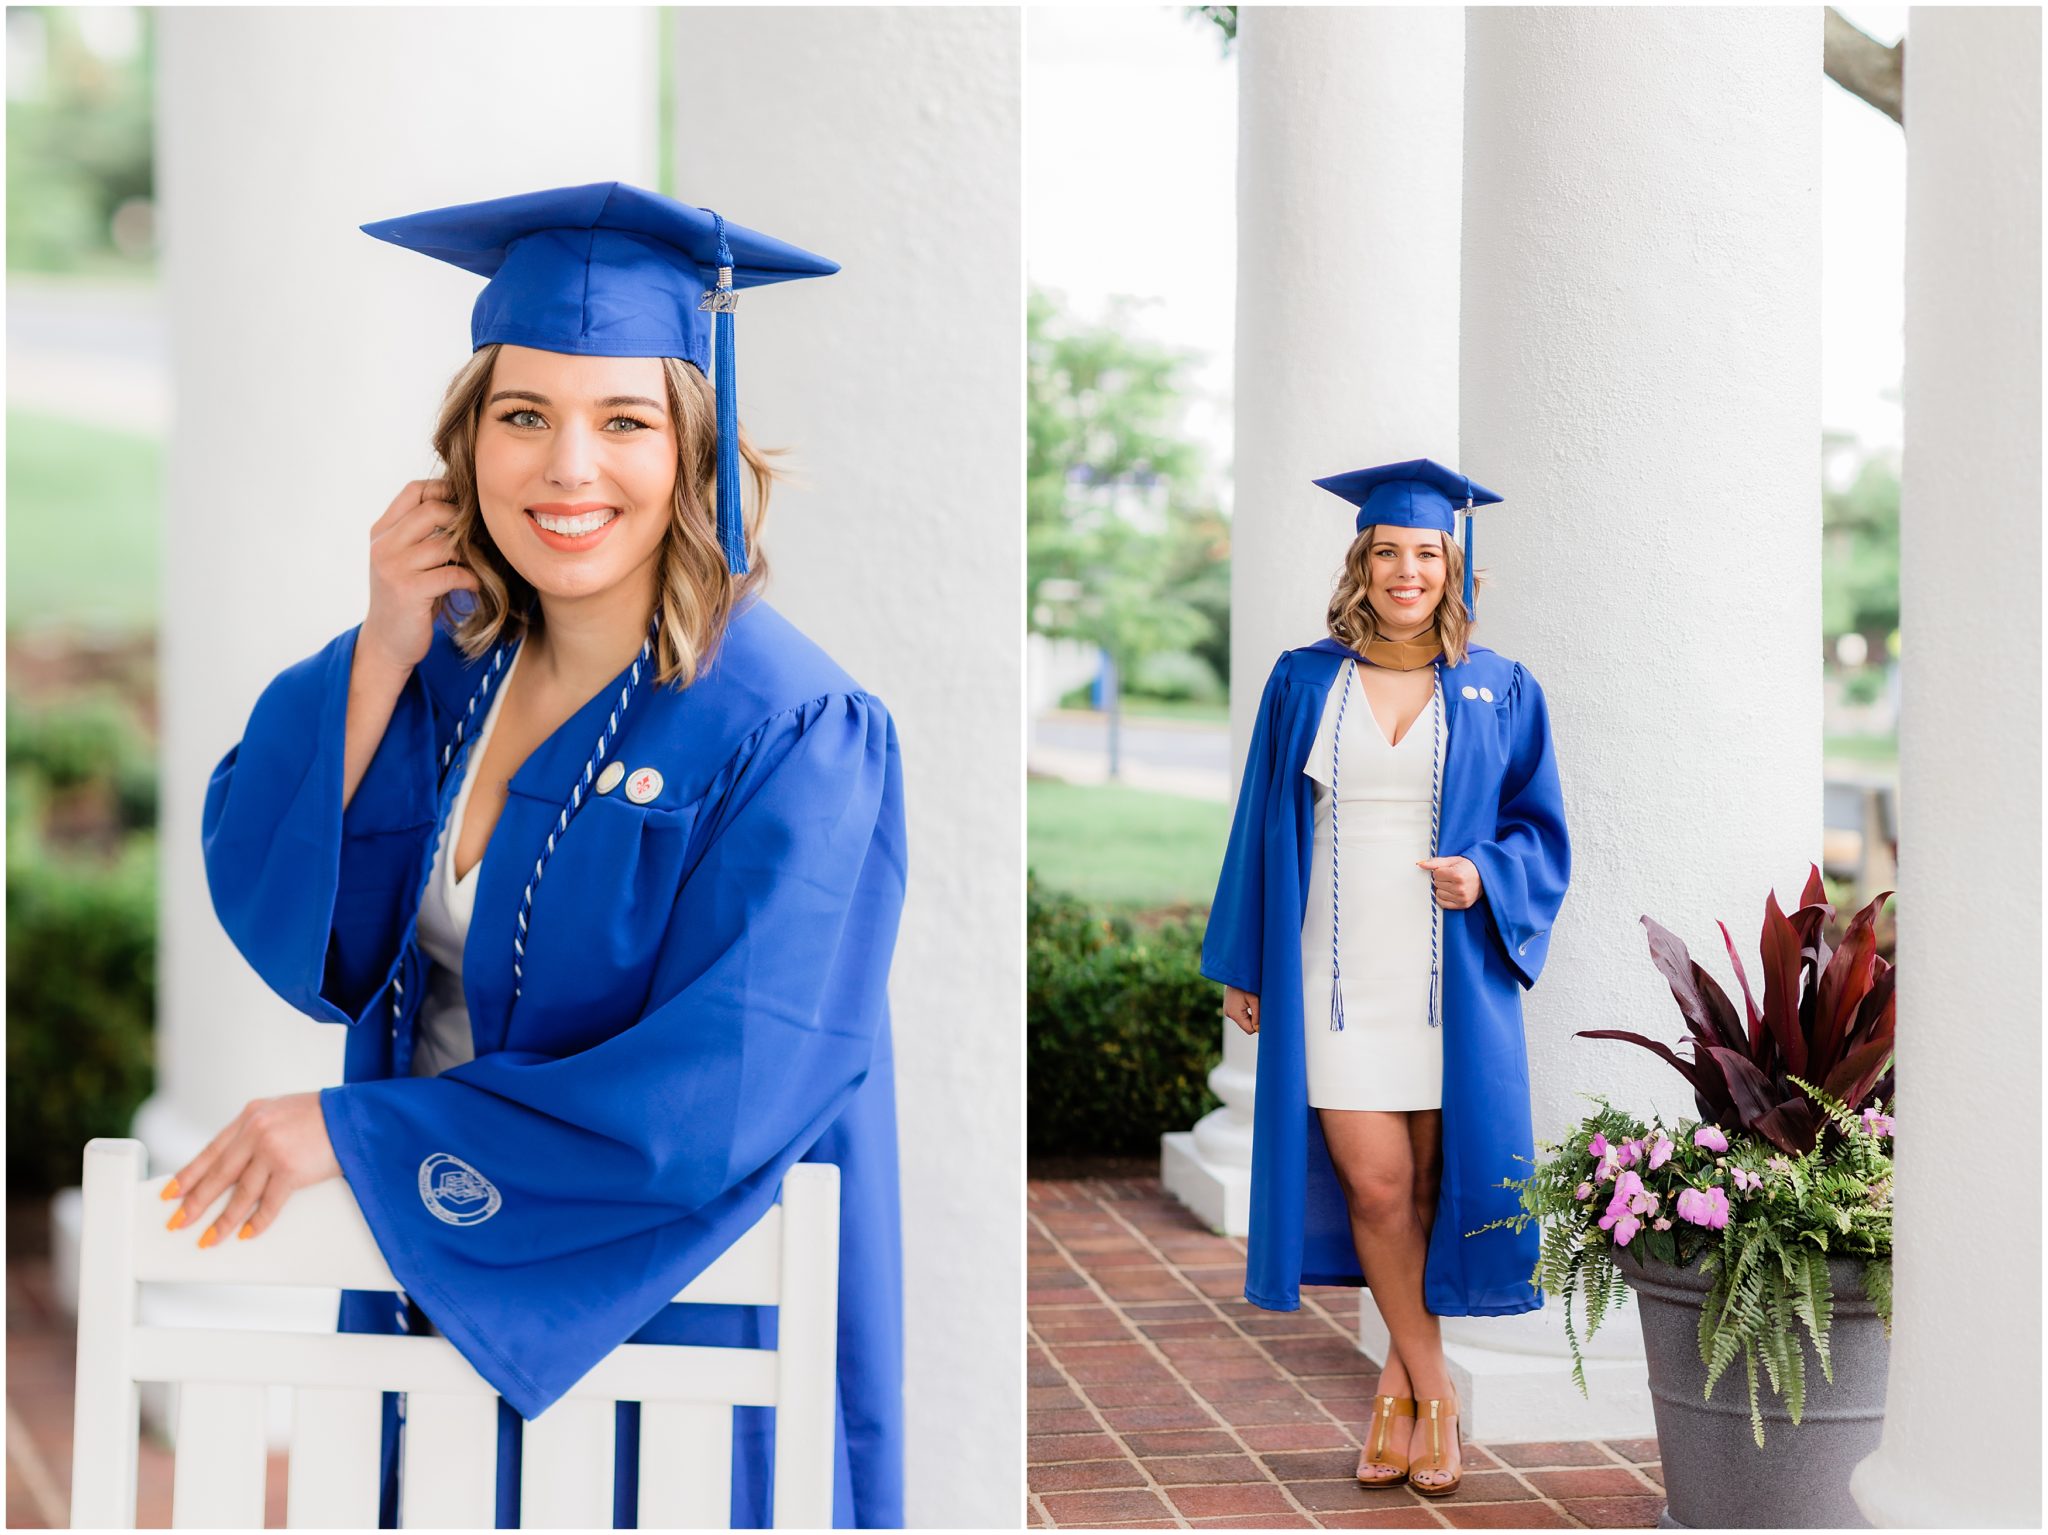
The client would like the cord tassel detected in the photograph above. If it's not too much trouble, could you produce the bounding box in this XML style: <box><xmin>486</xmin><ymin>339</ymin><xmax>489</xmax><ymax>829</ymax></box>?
<box><xmin>1328</xmin><ymin>660</ymin><xmax>1356</xmax><ymax>1030</ymax></box>
<box><xmin>1427</xmin><ymin>660</ymin><xmax>1445</xmax><ymax>1030</ymax></box>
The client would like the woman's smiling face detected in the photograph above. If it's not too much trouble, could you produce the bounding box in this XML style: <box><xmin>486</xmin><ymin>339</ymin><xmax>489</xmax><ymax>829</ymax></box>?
<box><xmin>1365</xmin><ymin>524</ymin><xmax>1449</xmax><ymax>629</ymax></box>
<box><xmin>473</xmin><ymin>345</ymin><xmax>680</xmax><ymax>604</ymax></box>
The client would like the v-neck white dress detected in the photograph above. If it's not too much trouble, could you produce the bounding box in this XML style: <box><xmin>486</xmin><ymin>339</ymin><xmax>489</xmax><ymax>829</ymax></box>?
<box><xmin>410</xmin><ymin>645</ymin><xmax>522</xmax><ymax>1079</ymax></box>
<box><xmin>1297</xmin><ymin>666</ymin><xmax>1444</xmax><ymax>1111</ymax></box>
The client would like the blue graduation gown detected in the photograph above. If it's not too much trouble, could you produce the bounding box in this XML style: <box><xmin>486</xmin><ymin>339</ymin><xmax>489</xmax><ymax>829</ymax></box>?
<box><xmin>1201</xmin><ymin>639</ymin><xmax>1569</xmax><ymax>1316</ymax></box>
<box><xmin>201</xmin><ymin>597</ymin><xmax>906</xmax><ymax>1528</ymax></box>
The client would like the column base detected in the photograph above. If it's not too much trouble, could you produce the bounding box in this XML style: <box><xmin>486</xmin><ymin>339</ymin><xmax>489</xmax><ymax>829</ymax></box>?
<box><xmin>1357</xmin><ymin>1292</ymin><xmax>1657</xmax><ymax>1443</ymax></box>
<box><xmin>1160</xmin><ymin>1131</ymin><xmax>1250</xmax><ymax>1237</ymax></box>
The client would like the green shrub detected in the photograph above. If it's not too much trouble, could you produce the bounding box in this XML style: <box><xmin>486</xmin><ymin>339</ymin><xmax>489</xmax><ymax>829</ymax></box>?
<box><xmin>1028</xmin><ymin>878</ymin><xmax>1222</xmax><ymax>1157</ymax></box>
<box><xmin>6</xmin><ymin>825</ymin><xmax>158</xmax><ymax>1196</ymax></box>
<box><xmin>6</xmin><ymin>690</ymin><xmax>159</xmax><ymax>1196</ymax></box>
<box><xmin>1129</xmin><ymin>649</ymin><xmax>1225</xmax><ymax>705</ymax></box>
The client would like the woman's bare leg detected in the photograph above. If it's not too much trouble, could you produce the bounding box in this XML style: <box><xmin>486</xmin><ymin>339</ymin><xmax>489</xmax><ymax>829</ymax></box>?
<box><xmin>1320</xmin><ymin>1108</ymin><xmax>1439</xmax><ymax>1477</ymax></box>
<box><xmin>1401</xmin><ymin>1108</ymin><xmax>1459</xmax><ymax>1488</ymax></box>
<box><xmin>1316</xmin><ymin>1107</ymin><xmax>1461</xmax><ymax>1486</ymax></box>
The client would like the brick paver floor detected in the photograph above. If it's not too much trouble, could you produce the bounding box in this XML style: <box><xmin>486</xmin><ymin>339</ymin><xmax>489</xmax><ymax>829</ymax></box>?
<box><xmin>1030</xmin><ymin>1175</ymin><xmax>1665</xmax><ymax>1530</ymax></box>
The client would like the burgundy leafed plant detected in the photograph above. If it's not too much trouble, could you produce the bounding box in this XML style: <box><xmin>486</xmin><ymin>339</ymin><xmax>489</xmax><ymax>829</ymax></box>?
<box><xmin>1580</xmin><ymin>865</ymin><xmax>1896</xmax><ymax>1156</ymax></box>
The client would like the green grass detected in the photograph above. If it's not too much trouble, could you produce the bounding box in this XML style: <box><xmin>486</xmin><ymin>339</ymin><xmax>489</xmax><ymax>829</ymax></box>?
<box><xmin>1824</xmin><ymin>734</ymin><xmax>1898</xmax><ymax>766</ymax></box>
<box><xmin>1028</xmin><ymin>779</ymin><xmax>1228</xmax><ymax>911</ymax></box>
<box><xmin>7</xmin><ymin>409</ymin><xmax>161</xmax><ymax>631</ymax></box>
<box><xmin>1054</xmin><ymin>687</ymin><xmax>1230</xmax><ymax>726</ymax></box>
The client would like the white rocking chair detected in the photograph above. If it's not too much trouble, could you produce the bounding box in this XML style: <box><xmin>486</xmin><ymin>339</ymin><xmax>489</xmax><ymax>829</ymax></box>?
<box><xmin>68</xmin><ymin>1137</ymin><xmax>841</xmax><ymax>1528</ymax></box>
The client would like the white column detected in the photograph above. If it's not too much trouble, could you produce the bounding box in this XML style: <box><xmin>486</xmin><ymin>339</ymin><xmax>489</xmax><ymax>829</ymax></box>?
<box><xmin>670</xmin><ymin>11</ymin><xmax>1022</xmax><ymax>1528</ymax></box>
<box><xmin>102</xmin><ymin>3</ymin><xmax>655</xmax><ymax>1431</ymax></box>
<box><xmin>1851</xmin><ymin>10</ymin><xmax>2041</xmax><ymax>1528</ymax></box>
<box><xmin>1170</xmin><ymin>4</ymin><xmax>1466</xmax><ymax>1237</ymax></box>
<box><xmin>1442</xmin><ymin>6</ymin><xmax>1824</xmax><ymax>1443</ymax></box>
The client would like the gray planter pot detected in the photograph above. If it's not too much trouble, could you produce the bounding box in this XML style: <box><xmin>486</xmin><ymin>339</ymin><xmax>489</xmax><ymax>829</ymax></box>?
<box><xmin>1615</xmin><ymin>1245</ymin><xmax>1889</xmax><ymax>1529</ymax></box>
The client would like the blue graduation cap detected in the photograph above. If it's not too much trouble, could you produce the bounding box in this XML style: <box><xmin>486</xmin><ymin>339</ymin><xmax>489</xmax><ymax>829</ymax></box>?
<box><xmin>361</xmin><ymin>181</ymin><xmax>839</xmax><ymax>577</ymax></box>
<box><xmin>1312</xmin><ymin>457</ymin><xmax>1504</xmax><ymax>620</ymax></box>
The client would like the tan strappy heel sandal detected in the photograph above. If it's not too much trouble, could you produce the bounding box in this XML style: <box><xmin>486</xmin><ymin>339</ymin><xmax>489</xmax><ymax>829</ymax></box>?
<box><xmin>1407</xmin><ymin>1394</ymin><xmax>1463</xmax><ymax>1497</ymax></box>
<box><xmin>1354</xmin><ymin>1394</ymin><xmax>1415</xmax><ymax>1487</ymax></box>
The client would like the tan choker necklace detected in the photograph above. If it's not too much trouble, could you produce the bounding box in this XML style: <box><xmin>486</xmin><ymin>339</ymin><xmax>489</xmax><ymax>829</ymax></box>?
<box><xmin>1360</xmin><ymin>630</ymin><xmax>1443</xmax><ymax>671</ymax></box>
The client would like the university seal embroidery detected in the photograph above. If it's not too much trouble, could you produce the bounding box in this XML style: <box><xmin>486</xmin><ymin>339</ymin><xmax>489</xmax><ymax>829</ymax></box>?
<box><xmin>417</xmin><ymin>1152</ymin><xmax>502</xmax><ymax>1227</ymax></box>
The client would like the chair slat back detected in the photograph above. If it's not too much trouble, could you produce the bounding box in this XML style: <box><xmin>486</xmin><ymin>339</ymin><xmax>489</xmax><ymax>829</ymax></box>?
<box><xmin>168</xmin><ymin>1381</ymin><xmax>267</xmax><ymax>1527</ymax></box>
<box><xmin>69</xmin><ymin>1137</ymin><xmax>841</xmax><ymax>1528</ymax></box>
<box><xmin>396</xmin><ymin>1392</ymin><xmax>497</xmax><ymax>1527</ymax></box>
<box><xmin>518</xmin><ymin>1396</ymin><xmax>615</xmax><ymax>1527</ymax></box>
<box><xmin>283</xmin><ymin>1386</ymin><xmax>382</xmax><ymax>1527</ymax></box>
<box><xmin>636</xmin><ymin>1401</ymin><xmax>734</xmax><ymax>1527</ymax></box>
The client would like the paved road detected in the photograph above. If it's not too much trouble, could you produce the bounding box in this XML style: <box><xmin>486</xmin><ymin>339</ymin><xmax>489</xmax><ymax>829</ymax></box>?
<box><xmin>1029</xmin><ymin>710</ymin><xmax>1233</xmax><ymax>802</ymax></box>
<box><xmin>7</xmin><ymin>275</ymin><xmax>168</xmax><ymax>432</ymax></box>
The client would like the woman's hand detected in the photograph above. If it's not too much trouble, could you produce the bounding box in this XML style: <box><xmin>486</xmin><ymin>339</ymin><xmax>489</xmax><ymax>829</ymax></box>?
<box><xmin>1417</xmin><ymin>855</ymin><xmax>1483</xmax><ymax>909</ymax></box>
<box><xmin>1223</xmin><ymin>985</ymin><xmax>1260</xmax><ymax>1035</ymax></box>
<box><xmin>359</xmin><ymin>478</ymin><xmax>481</xmax><ymax>679</ymax></box>
<box><xmin>162</xmin><ymin>1093</ymin><xmax>343</xmax><ymax>1247</ymax></box>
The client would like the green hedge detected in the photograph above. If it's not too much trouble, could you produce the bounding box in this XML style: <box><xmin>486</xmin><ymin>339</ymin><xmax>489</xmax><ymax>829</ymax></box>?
<box><xmin>6</xmin><ymin>693</ymin><xmax>158</xmax><ymax>1196</ymax></box>
<box><xmin>1027</xmin><ymin>878</ymin><xmax>1222</xmax><ymax>1158</ymax></box>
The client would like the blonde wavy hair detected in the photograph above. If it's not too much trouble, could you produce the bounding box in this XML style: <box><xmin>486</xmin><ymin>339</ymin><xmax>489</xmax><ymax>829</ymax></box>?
<box><xmin>427</xmin><ymin>343</ymin><xmax>777</xmax><ymax>689</ymax></box>
<box><xmin>1327</xmin><ymin>525</ymin><xmax>1480</xmax><ymax>667</ymax></box>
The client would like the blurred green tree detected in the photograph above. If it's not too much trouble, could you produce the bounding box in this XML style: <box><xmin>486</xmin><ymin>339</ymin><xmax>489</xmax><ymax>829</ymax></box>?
<box><xmin>1028</xmin><ymin>287</ymin><xmax>1230</xmax><ymax>767</ymax></box>
<box><xmin>7</xmin><ymin>7</ymin><xmax>156</xmax><ymax>276</ymax></box>
<box><xmin>1821</xmin><ymin>433</ymin><xmax>1900</xmax><ymax>657</ymax></box>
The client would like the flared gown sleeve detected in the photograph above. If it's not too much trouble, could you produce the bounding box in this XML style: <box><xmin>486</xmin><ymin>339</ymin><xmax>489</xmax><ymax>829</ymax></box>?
<box><xmin>314</xmin><ymin>692</ymin><xmax>907</xmax><ymax>1421</ymax></box>
<box><xmin>1460</xmin><ymin>662</ymin><xmax>1570</xmax><ymax>989</ymax></box>
<box><xmin>1201</xmin><ymin>658</ymin><xmax>1289</xmax><ymax>995</ymax></box>
<box><xmin>201</xmin><ymin>625</ymin><xmax>439</xmax><ymax>1029</ymax></box>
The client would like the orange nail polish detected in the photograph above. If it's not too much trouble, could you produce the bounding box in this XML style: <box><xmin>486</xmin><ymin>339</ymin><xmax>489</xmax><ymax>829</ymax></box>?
<box><xmin>166</xmin><ymin>1210</ymin><xmax>187</xmax><ymax>1231</ymax></box>
<box><xmin>238</xmin><ymin>1223</ymin><xmax>254</xmax><ymax>1241</ymax></box>
<box><xmin>161</xmin><ymin>1179</ymin><xmax>181</xmax><ymax>1200</ymax></box>
<box><xmin>198</xmin><ymin>1226</ymin><xmax>219</xmax><ymax>1249</ymax></box>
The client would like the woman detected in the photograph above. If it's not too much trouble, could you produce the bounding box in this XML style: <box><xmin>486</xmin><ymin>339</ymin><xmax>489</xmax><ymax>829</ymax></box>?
<box><xmin>1202</xmin><ymin>458</ymin><xmax>1570</xmax><ymax>1498</ymax></box>
<box><xmin>168</xmin><ymin>182</ymin><xmax>906</xmax><ymax>1527</ymax></box>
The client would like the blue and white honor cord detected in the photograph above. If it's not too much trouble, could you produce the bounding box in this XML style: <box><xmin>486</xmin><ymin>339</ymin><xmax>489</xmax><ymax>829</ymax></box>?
<box><xmin>512</xmin><ymin>613</ymin><xmax>658</xmax><ymax>998</ymax></box>
<box><xmin>1327</xmin><ymin>658</ymin><xmax>1448</xmax><ymax>1031</ymax></box>
<box><xmin>392</xmin><ymin>636</ymin><xmax>517</xmax><ymax>1033</ymax></box>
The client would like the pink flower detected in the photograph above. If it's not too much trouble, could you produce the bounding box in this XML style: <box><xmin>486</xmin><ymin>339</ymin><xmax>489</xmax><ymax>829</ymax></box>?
<box><xmin>1675</xmin><ymin>1185</ymin><xmax>1731</xmax><ymax>1230</ymax></box>
<box><xmin>1648</xmin><ymin>1134</ymin><xmax>1675</xmax><ymax>1171</ymax></box>
<box><xmin>1766</xmin><ymin>1154</ymin><xmax>1793</xmax><ymax>1174</ymax></box>
<box><xmin>1652</xmin><ymin>1216</ymin><xmax>1673</xmax><ymax>1231</ymax></box>
<box><xmin>1573</xmin><ymin>1182</ymin><xmax>1593</xmax><ymax>1201</ymax></box>
<box><xmin>1692</xmin><ymin>1124</ymin><xmax>1729</xmax><ymax>1153</ymax></box>
<box><xmin>1730</xmin><ymin>1166</ymin><xmax>1762</xmax><ymax>1193</ymax></box>
<box><xmin>1588</xmin><ymin>1132</ymin><xmax>1610</xmax><ymax>1160</ymax></box>
<box><xmin>1860</xmin><ymin>1107</ymin><xmax>1894</xmax><ymax>1138</ymax></box>
<box><xmin>1611</xmin><ymin>1212</ymin><xmax>1641</xmax><ymax>1246</ymax></box>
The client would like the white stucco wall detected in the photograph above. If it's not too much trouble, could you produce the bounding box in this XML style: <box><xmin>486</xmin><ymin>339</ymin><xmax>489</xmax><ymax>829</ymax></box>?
<box><xmin>152</xmin><ymin>8</ymin><xmax>1021</xmax><ymax>1526</ymax></box>
<box><xmin>1230</xmin><ymin>6</ymin><xmax>1466</xmax><ymax>740</ymax></box>
<box><xmin>1851</xmin><ymin>8</ymin><xmax>2042</xmax><ymax>1527</ymax></box>
<box><xmin>1461</xmin><ymin>6</ymin><xmax>1824</xmax><ymax>1254</ymax></box>
<box><xmin>669</xmin><ymin>10</ymin><xmax>1023</xmax><ymax>1526</ymax></box>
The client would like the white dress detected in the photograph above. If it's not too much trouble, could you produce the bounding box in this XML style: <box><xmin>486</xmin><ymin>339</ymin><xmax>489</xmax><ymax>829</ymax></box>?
<box><xmin>1298</xmin><ymin>663</ymin><xmax>1444</xmax><ymax>1111</ymax></box>
<box><xmin>410</xmin><ymin>644</ymin><xmax>522</xmax><ymax>1080</ymax></box>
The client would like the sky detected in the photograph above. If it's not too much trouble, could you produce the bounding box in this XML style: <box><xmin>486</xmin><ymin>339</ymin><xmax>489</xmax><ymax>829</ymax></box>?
<box><xmin>1027</xmin><ymin>5</ymin><xmax>1908</xmax><ymax>498</ymax></box>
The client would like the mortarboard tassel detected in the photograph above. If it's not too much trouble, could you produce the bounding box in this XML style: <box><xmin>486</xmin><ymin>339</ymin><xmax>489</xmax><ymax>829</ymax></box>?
<box><xmin>701</xmin><ymin>213</ymin><xmax>747</xmax><ymax>576</ymax></box>
<box><xmin>1461</xmin><ymin>485</ymin><xmax>1476</xmax><ymax>621</ymax></box>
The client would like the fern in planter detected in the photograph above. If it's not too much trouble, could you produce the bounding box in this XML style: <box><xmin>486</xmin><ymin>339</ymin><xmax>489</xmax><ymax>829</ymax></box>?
<box><xmin>1479</xmin><ymin>1083</ymin><xmax>1892</xmax><ymax>1446</ymax></box>
<box><xmin>1475</xmin><ymin>868</ymin><xmax>1897</xmax><ymax>1447</ymax></box>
